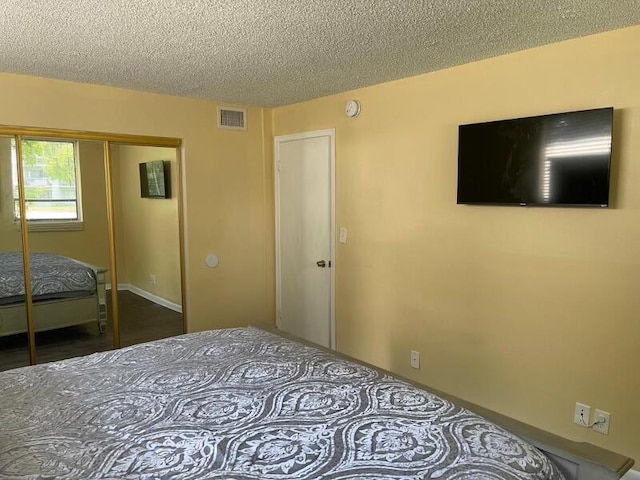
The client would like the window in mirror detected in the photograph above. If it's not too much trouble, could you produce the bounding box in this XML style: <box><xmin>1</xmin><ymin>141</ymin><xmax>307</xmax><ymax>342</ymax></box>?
<box><xmin>11</xmin><ymin>139</ymin><xmax>83</xmax><ymax>230</ymax></box>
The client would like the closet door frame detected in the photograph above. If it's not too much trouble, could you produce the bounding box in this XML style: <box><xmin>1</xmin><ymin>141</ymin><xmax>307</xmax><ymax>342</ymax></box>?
<box><xmin>0</xmin><ymin>125</ymin><xmax>186</xmax><ymax>363</ymax></box>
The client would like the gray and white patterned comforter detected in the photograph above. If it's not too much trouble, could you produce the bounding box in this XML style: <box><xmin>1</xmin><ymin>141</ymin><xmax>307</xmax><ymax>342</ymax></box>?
<box><xmin>0</xmin><ymin>252</ymin><xmax>96</xmax><ymax>305</ymax></box>
<box><xmin>0</xmin><ymin>327</ymin><xmax>565</xmax><ymax>479</ymax></box>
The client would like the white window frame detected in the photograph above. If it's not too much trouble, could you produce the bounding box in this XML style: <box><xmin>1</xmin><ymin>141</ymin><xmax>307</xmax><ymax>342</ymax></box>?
<box><xmin>12</xmin><ymin>138</ymin><xmax>84</xmax><ymax>232</ymax></box>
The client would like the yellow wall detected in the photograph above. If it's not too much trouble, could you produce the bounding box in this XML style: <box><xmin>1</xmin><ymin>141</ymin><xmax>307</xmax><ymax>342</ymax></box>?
<box><xmin>273</xmin><ymin>26</ymin><xmax>640</xmax><ymax>461</ymax></box>
<box><xmin>0</xmin><ymin>139</ymin><xmax>110</xmax><ymax>268</ymax></box>
<box><xmin>113</xmin><ymin>145</ymin><xmax>181</xmax><ymax>305</ymax></box>
<box><xmin>0</xmin><ymin>73</ymin><xmax>275</xmax><ymax>331</ymax></box>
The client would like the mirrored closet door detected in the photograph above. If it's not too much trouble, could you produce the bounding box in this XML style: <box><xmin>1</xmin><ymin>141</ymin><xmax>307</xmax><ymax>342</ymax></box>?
<box><xmin>0</xmin><ymin>135</ymin><xmax>30</xmax><ymax>370</ymax></box>
<box><xmin>110</xmin><ymin>144</ymin><xmax>183</xmax><ymax>347</ymax></box>
<box><xmin>0</xmin><ymin>127</ymin><xmax>184</xmax><ymax>371</ymax></box>
<box><xmin>23</xmin><ymin>139</ymin><xmax>114</xmax><ymax>363</ymax></box>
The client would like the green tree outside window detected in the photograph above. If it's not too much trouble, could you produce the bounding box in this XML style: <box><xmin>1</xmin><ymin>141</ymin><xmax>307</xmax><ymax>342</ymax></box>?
<box><xmin>12</xmin><ymin>139</ymin><xmax>80</xmax><ymax>221</ymax></box>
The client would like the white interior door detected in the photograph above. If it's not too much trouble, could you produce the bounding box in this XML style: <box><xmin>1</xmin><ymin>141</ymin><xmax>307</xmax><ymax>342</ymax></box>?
<box><xmin>275</xmin><ymin>129</ymin><xmax>335</xmax><ymax>348</ymax></box>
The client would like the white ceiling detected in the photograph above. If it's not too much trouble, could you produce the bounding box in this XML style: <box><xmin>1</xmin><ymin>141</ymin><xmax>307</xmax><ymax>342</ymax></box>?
<box><xmin>1</xmin><ymin>1</ymin><xmax>639</xmax><ymax>107</ymax></box>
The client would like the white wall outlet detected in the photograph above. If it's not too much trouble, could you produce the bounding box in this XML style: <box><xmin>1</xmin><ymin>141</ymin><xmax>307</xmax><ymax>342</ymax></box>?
<box><xmin>150</xmin><ymin>274</ymin><xmax>157</xmax><ymax>285</ymax></box>
<box><xmin>410</xmin><ymin>350</ymin><xmax>420</xmax><ymax>369</ymax></box>
<box><xmin>339</xmin><ymin>227</ymin><xmax>348</xmax><ymax>244</ymax></box>
<box><xmin>593</xmin><ymin>409</ymin><xmax>610</xmax><ymax>435</ymax></box>
<box><xmin>574</xmin><ymin>402</ymin><xmax>591</xmax><ymax>427</ymax></box>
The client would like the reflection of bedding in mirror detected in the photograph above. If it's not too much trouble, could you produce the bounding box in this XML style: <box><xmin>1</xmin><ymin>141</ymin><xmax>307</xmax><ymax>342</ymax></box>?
<box><xmin>2</xmin><ymin>253</ymin><xmax>96</xmax><ymax>303</ymax></box>
<box><xmin>0</xmin><ymin>252</ymin><xmax>105</xmax><ymax>336</ymax></box>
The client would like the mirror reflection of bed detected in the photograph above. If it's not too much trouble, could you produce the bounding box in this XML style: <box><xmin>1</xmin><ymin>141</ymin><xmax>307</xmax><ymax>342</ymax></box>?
<box><xmin>0</xmin><ymin>135</ymin><xmax>184</xmax><ymax>371</ymax></box>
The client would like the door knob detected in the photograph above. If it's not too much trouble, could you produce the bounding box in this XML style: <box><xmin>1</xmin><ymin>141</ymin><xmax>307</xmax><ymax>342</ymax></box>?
<box><xmin>316</xmin><ymin>260</ymin><xmax>327</xmax><ymax>267</ymax></box>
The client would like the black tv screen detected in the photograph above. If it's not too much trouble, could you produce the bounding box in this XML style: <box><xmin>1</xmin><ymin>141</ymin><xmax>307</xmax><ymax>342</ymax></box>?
<box><xmin>457</xmin><ymin>107</ymin><xmax>613</xmax><ymax>207</ymax></box>
<box><xmin>139</xmin><ymin>160</ymin><xmax>170</xmax><ymax>199</ymax></box>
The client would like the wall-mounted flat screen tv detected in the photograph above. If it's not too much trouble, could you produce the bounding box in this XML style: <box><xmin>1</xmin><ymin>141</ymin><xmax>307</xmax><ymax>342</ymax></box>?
<box><xmin>139</xmin><ymin>160</ymin><xmax>170</xmax><ymax>199</ymax></box>
<box><xmin>457</xmin><ymin>107</ymin><xmax>613</xmax><ymax>207</ymax></box>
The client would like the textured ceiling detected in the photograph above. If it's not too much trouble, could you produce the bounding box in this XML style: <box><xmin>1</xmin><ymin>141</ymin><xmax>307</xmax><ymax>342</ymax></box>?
<box><xmin>0</xmin><ymin>1</ymin><xmax>639</xmax><ymax>107</ymax></box>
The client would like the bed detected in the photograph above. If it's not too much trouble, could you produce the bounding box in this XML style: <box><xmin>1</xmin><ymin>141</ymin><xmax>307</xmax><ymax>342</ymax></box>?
<box><xmin>0</xmin><ymin>325</ymin><xmax>633</xmax><ymax>479</ymax></box>
<box><xmin>0</xmin><ymin>252</ymin><xmax>107</xmax><ymax>337</ymax></box>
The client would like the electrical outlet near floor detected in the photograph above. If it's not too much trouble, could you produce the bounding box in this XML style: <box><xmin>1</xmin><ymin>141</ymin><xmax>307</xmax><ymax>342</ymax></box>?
<box><xmin>410</xmin><ymin>350</ymin><xmax>420</xmax><ymax>369</ymax></box>
<box><xmin>574</xmin><ymin>402</ymin><xmax>591</xmax><ymax>427</ymax></box>
<box><xmin>593</xmin><ymin>409</ymin><xmax>610</xmax><ymax>435</ymax></box>
<box><xmin>149</xmin><ymin>274</ymin><xmax>157</xmax><ymax>285</ymax></box>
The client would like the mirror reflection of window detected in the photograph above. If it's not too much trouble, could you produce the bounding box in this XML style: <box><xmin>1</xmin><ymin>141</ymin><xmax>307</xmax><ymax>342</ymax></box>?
<box><xmin>11</xmin><ymin>139</ymin><xmax>82</xmax><ymax>228</ymax></box>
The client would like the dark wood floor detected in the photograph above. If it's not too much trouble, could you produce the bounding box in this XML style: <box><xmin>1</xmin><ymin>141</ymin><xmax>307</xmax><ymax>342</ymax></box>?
<box><xmin>0</xmin><ymin>291</ymin><xmax>183</xmax><ymax>372</ymax></box>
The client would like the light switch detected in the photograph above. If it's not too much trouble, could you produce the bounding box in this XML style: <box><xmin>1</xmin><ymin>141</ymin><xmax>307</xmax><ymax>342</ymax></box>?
<box><xmin>339</xmin><ymin>227</ymin><xmax>348</xmax><ymax>244</ymax></box>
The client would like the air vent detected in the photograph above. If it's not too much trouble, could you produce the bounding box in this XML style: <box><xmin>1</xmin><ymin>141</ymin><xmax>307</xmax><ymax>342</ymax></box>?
<box><xmin>218</xmin><ymin>107</ymin><xmax>247</xmax><ymax>130</ymax></box>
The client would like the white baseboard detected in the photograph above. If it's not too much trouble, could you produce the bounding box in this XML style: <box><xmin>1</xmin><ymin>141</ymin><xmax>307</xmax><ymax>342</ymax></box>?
<box><xmin>622</xmin><ymin>469</ymin><xmax>640</xmax><ymax>480</ymax></box>
<box><xmin>105</xmin><ymin>283</ymin><xmax>182</xmax><ymax>314</ymax></box>
<box><xmin>127</xmin><ymin>284</ymin><xmax>183</xmax><ymax>314</ymax></box>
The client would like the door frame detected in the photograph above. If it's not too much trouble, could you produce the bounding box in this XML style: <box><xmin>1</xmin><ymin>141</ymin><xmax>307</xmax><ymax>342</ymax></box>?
<box><xmin>274</xmin><ymin>128</ymin><xmax>336</xmax><ymax>349</ymax></box>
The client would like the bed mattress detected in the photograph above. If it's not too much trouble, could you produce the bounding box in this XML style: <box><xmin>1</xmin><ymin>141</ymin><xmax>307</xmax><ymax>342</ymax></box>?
<box><xmin>0</xmin><ymin>327</ymin><xmax>565</xmax><ymax>479</ymax></box>
<box><xmin>0</xmin><ymin>252</ymin><xmax>96</xmax><ymax>306</ymax></box>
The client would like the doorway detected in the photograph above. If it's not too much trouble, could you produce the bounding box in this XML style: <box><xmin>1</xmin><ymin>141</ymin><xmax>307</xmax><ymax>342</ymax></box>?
<box><xmin>275</xmin><ymin>129</ymin><xmax>335</xmax><ymax>348</ymax></box>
